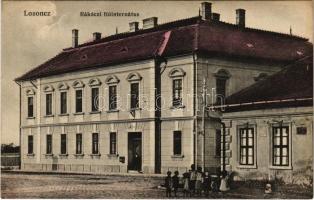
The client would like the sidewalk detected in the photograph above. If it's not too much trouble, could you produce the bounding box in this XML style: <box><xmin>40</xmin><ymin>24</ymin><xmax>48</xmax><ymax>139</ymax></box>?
<box><xmin>2</xmin><ymin>169</ymin><xmax>312</xmax><ymax>199</ymax></box>
<box><xmin>1</xmin><ymin>169</ymin><xmax>166</xmax><ymax>178</ymax></box>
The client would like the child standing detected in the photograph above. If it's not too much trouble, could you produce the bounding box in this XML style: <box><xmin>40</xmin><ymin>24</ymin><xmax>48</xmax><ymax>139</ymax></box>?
<box><xmin>165</xmin><ymin>171</ymin><xmax>172</xmax><ymax>197</ymax></box>
<box><xmin>203</xmin><ymin>171</ymin><xmax>211</xmax><ymax>197</ymax></box>
<box><xmin>172</xmin><ymin>171</ymin><xmax>179</xmax><ymax>197</ymax></box>
<box><xmin>189</xmin><ymin>165</ymin><xmax>196</xmax><ymax>196</ymax></box>
<box><xmin>195</xmin><ymin>167</ymin><xmax>203</xmax><ymax>197</ymax></box>
<box><xmin>182</xmin><ymin>172</ymin><xmax>190</xmax><ymax>197</ymax></box>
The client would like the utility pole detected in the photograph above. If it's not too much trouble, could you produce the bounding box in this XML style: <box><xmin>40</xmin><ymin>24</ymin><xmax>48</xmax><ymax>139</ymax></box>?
<box><xmin>201</xmin><ymin>77</ymin><xmax>206</xmax><ymax>172</ymax></box>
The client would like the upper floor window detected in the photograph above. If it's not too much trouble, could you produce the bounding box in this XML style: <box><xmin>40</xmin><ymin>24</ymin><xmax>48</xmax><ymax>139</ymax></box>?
<box><xmin>172</xmin><ymin>79</ymin><xmax>183</xmax><ymax>107</ymax></box>
<box><xmin>214</xmin><ymin>69</ymin><xmax>230</xmax><ymax>103</ymax></box>
<box><xmin>58</xmin><ymin>82</ymin><xmax>69</xmax><ymax>114</ymax></box>
<box><xmin>44</xmin><ymin>85</ymin><xmax>54</xmax><ymax>116</ymax></box>
<box><xmin>173</xmin><ymin>131</ymin><xmax>182</xmax><ymax>155</ymax></box>
<box><xmin>28</xmin><ymin>135</ymin><xmax>33</xmax><ymax>154</ymax></box>
<box><xmin>168</xmin><ymin>68</ymin><xmax>186</xmax><ymax>108</ymax></box>
<box><xmin>127</xmin><ymin>73</ymin><xmax>142</xmax><ymax>110</ymax></box>
<box><xmin>89</xmin><ymin>78</ymin><xmax>101</xmax><ymax>112</ymax></box>
<box><xmin>46</xmin><ymin>93</ymin><xmax>53</xmax><ymax>116</ymax></box>
<box><xmin>75</xmin><ymin>90</ymin><xmax>83</xmax><ymax>113</ymax></box>
<box><xmin>73</xmin><ymin>80</ymin><xmax>85</xmax><ymax>113</ymax></box>
<box><xmin>26</xmin><ymin>89</ymin><xmax>35</xmax><ymax>118</ymax></box>
<box><xmin>27</xmin><ymin>96</ymin><xmax>34</xmax><ymax>118</ymax></box>
<box><xmin>239</xmin><ymin>127</ymin><xmax>254</xmax><ymax>165</ymax></box>
<box><xmin>272</xmin><ymin>126</ymin><xmax>289</xmax><ymax>166</ymax></box>
<box><xmin>91</xmin><ymin>88</ymin><xmax>99</xmax><ymax>112</ymax></box>
<box><xmin>105</xmin><ymin>75</ymin><xmax>120</xmax><ymax>111</ymax></box>
<box><xmin>109</xmin><ymin>85</ymin><xmax>117</xmax><ymax>110</ymax></box>
<box><xmin>92</xmin><ymin>133</ymin><xmax>99</xmax><ymax>154</ymax></box>
<box><xmin>60</xmin><ymin>92</ymin><xmax>67</xmax><ymax>114</ymax></box>
<box><xmin>130</xmin><ymin>83</ymin><xmax>139</xmax><ymax>109</ymax></box>
<box><xmin>110</xmin><ymin>132</ymin><xmax>117</xmax><ymax>155</ymax></box>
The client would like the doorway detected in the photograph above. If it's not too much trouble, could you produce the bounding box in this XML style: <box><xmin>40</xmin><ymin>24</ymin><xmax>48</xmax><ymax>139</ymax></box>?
<box><xmin>128</xmin><ymin>132</ymin><xmax>142</xmax><ymax>171</ymax></box>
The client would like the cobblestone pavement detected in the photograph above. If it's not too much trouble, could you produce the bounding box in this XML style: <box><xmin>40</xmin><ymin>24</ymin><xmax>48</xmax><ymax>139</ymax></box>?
<box><xmin>1</xmin><ymin>172</ymin><xmax>313</xmax><ymax>199</ymax></box>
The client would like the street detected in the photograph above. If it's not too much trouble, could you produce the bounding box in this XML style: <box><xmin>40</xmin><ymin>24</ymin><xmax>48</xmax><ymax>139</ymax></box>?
<box><xmin>1</xmin><ymin>172</ymin><xmax>312</xmax><ymax>199</ymax></box>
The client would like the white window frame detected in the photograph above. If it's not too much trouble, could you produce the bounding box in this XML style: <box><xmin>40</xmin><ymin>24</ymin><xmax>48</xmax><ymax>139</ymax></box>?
<box><xmin>269</xmin><ymin>122</ymin><xmax>292</xmax><ymax>170</ymax></box>
<box><xmin>236</xmin><ymin>124</ymin><xmax>257</xmax><ymax>169</ymax></box>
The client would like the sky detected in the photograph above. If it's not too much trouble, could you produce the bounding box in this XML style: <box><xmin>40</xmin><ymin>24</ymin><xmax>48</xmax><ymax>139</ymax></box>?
<box><xmin>1</xmin><ymin>1</ymin><xmax>312</xmax><ymax>145</ymax></box>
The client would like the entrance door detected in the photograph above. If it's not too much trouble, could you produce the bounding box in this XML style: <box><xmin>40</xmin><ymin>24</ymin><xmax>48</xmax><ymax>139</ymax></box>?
<box><xmin>128</xmin><ymin>132</ymin><xmax>142</xmax><ymax>171</ymax></box>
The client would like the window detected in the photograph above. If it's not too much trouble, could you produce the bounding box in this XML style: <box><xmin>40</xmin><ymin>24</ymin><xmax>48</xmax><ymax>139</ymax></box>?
<box><xmin>172</xmin><ymin>79</ymin><xmax>182</xmax><ymax>107</ymax></box>
<box><xmin>272</xmin><ymin>126</ymin><xmax>289</xmax><ymax>166</ymax></box>
<box><xmin>239</xmin><ymin>128</ymin><xmax>254</xmax><ymax>165</ymax></box>
<box><xmin>46</xmin><ymin>93</ymin><xmax>52</xmax><ymax>115</ymax></box>
<box><xmin>173</xmin><ymin>131</ymin><xmax>182</xmax><ymax>155</ymax></box>
<box><xmin>60</xmin><ymin>92</ymin><xmax>67</xmax><ymax>114</ymax></box>
<box><xmin>75</xmin><ymin>90</ymin><xmax>83</xmax><ymax>113</ymax></box>
<box><xmin>110</xmin><ymin>132</ymin><xmax>117</xmax><ymax>154</ymax></box>
<box><xmin>92</xmin><ymin>133</ymin><xmax>99</xmax><ymax>154</ymax></box>
<box><xmin>76</xmin><ymin>133</ymin><xmax>82</xmax><ymax>154</ymax></box>
<box><xmin>109</xmin><ymin>85</ymin><xmax>117</xmax><ymax>110</ymax></box>
<box><xmin>215</xmin><ymin>69</ymin><xmax>230</xmax><ymax>104</ymax></box>
<box><xmin>130</xmin><ymin>83</ymin><xmax>139</xmax><ymax>109</ymax></box>
<box><xmin>60</xmin><ymin>134</ymin><xmax>67</xmax><ymax>155</ymax></box>
<box><xmin>27</xmin><ymin>96</ymin><xmax>34</xmax><ymax>117</ymax></box>
<box><xmin>28</xmin><ymin>135</ymin><xmax>33</xmax><ymax>154</ymax></box>
<box><xmin>91</xmin><ymin>88</ymin><xmax>99</xmax><ymax>112</ymax></box>
<box><xmin>216</xmin><ymin>78</ymin><xmax>226</xmax><ymax>102</ymax></box>
<box><xmin>215</xmin><ymin>129</ymin><xmax>221</xmax><ymax>157</ymax></box>
<box><xmin>46</xmin><ymin>135</ymin><xmax>52</xmax><ymax>154</ymax></box>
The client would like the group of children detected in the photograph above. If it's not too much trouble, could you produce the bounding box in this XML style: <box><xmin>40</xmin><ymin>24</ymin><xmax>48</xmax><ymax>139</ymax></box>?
<box><xmin>164</xmin><ymin>164</ymin><xmax>220</xmax><ymax>197</ymax></box>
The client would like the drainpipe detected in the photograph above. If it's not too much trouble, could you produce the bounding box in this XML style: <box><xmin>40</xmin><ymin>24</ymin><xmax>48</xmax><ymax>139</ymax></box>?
<box><xmin>192</xmin><ymin>52</ymin><xmax>198</xmax><ymax>169</ymax></box>
<box><xmin>15</xmin><ymin>81</ymin><xmax>22</xmax><ymax>169</ymax></box>
<box><xmin>221</xmin><ymin>121</ymin><xmax>226</xmax><ymax>174</ymax></box>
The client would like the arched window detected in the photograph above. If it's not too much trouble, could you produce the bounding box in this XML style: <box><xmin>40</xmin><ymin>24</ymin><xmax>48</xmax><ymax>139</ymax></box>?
<box><xmin>169</xmin><ymin>68</ymin><xmax>186</xmax><ymax>108</ymax></box>
<box><xmin>214</xmin><ymin>69</ymin><xmax>231</xmax><ymax>103</ymax></box>
<box><xmin>72</xmin><ymin>80</ymin><xmax>85</xmax><ymax>113</ymax></box>
<box><xmin>127</xmin><ymin>73</ymin><xmax>142</xmax><ymax>109</ymax></box>
<box><xmin>105</xmin><ymin>75</ymin><xmax>120</xmax><ymax>111</ymax></box>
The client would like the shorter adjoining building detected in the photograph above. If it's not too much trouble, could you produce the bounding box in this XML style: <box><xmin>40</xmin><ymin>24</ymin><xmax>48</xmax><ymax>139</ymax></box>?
<box><xmin>219</xmin><ymin>59</ymin><xmax>313</xmax><ymax>185</ymax></box>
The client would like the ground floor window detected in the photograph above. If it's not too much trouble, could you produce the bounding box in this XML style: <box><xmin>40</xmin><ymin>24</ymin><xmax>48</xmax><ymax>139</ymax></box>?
<box><xmin>60</xmin><ymin>134</ymin><xmax>67</xmax><ymax>154</ymax></box>
<box><xmin>239</xmin><ymin>127</ymin><xmax>254</xmax><ymax>165</ymax></box>
<box><xmin>215</xmin><ymin>129</ymin><xmax>221</xmax><ymax>157</ymax></box>
<box><xmin>46</xmin><ymin>135</ymin><xmax>52</xmax><ymax>154</ymax></box>
<box><xmin>110</xmin><ymin>132</ymin><xmax>117</xmax><ymax>154</ymax></box>
<box><xmin>272</xmin><ymin>126</ymin><xmax>289</xmax><ymax>166</ymax></box>
<box><xmin>92</xmin><ymin>133</ymin><xmax>99</xmax><ymax>154</ymax></box>
<box><xmin>76</xmin><ymin>133</ymin><xmax>82</xmax><ymax>154</ymax></box>
<box><xmin>173</xmin><ymin>131</ymin><xmax>182</xmax><ymax>155</ymax></box>
<box><xmin>28</xmin><ymin>135</ymin><xmax>33</xmax><ymax>154</ymax></box>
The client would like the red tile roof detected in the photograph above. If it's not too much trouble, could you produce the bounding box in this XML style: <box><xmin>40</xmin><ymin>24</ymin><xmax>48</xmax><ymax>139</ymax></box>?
<box><xmin>222</xmin><ymin>58</ymin><xmax>313</xmax><ymax>112</ymax></box>
<box><xmin>16</xmin><ymin>16</ymin><xmax>313</xmax><ymax>81</ymax></box>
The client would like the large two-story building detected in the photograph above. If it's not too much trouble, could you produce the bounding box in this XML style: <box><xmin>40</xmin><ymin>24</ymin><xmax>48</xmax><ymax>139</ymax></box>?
<box><xmin>15</xmin><ymin>2</ymin><xmax>312</xmax><ymax>175</ymax></box>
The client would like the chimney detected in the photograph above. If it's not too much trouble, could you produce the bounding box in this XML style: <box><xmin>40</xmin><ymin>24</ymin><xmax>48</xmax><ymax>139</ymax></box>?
<box><xmin>236</xmin><ymin>9</ymin><xmax>245</xmax><ymax>28</ymax></box>
<box><xmin>129</xmin><ymin>22</ymin><xmax>139</xmax><ymax>32</ymax></box>
<box><xmin>212</xmin><ymin>13</ymin><xmax>220</xmax><ymax>21</ymax></box>
<box><xmin>201</xmin><ymin>2</ymin><xmax>212</xmax><ymax>20</ymax></box>
<box><xmin>143</xmin><ymin>17</ymin><xmax>158</xmax><ymax>29</ymax></box>
<box><xmin>93</xmin><ymin>32</ymin><xmax>101</xmax><ymax>41</ymax></box>
<box><xmin>72</xmin><ymin>29</ymin><xmax>78</xmax><ymax>48</ymax></box>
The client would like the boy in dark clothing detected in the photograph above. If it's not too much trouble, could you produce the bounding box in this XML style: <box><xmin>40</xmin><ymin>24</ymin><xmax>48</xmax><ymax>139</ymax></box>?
<box><xmin>165</xmin><ymin>171</ymin><xmax>172</xmax><ymax>197</ymax></box>
<box><xmin>203</xmin><ymin>171</ymin><xmax>211</xmax><ymax>197</ymax></box>
<box><xmin>172</xmin><ymin>171</ymin><xmax>179</xmax><ymax>197</ymax></box>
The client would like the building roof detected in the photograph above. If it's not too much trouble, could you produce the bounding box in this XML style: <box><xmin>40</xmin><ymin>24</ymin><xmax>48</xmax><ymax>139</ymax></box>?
<box><xmin>222</xmin><ymin>58</ymin><xmax>313</xmax><ymax>112</ymax></box>
<box><xmin>16</xmin><ymin>16</ymin><xmax>313</xmax><ymax>81</ymax></box>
